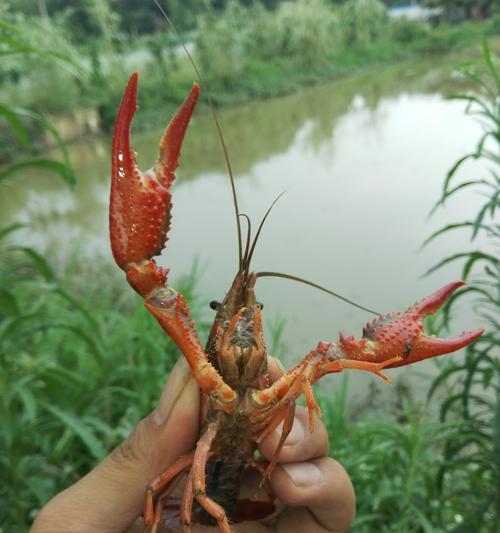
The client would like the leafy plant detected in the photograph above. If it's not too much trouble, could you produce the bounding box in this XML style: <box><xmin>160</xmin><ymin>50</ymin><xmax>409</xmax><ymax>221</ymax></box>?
<box><xmin>424</xmin><ymin>40</ymin><xmax>500</xmax><ymax>532</ymax></box>
<box><xmin>194</xmin><ymin>0</ymin><xmax>248</xmax><ymax>87</ymax></box>
<box><xmin>317</xmin><ymin>378</ymin><xmax>457</xmax><ymax>532</ymax></box>
<box><xmin>264</xmin><ymin>0</ymin><xmax>340</xmax><ymax>68</ymax></box>
<box><xmin>0</xmin><ymin>16</ymin><xmax>82</xmax><ymax>115</ymax></box>
<box><xmin>339</xmin><ymin>0</ymin><xmax>389</xmax><ymax>48</ymax></box>
<box><xmin>0</xmin><ymin>19</ymin><xmax>78</xmax><ymax>184</ymax></box>
<box><xmin>0</xmin><ymin>227</ymin><xmax>204</xmax><ymax>531</ymax></box>
<box><xmin>391</xmin><ymin>17</ymin><xmax>429</xmax><ymax>44</ymax></box>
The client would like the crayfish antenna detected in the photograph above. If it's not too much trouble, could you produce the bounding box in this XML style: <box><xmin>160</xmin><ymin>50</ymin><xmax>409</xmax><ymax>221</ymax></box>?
<box><xmin>153</xmin><ymin>0</ymin><xmax>244</xmax><ymax>272</ymax></box>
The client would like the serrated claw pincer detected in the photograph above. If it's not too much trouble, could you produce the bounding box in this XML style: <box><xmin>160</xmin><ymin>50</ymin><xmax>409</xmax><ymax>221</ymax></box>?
<box><xmin>338</xmin><ymin>281</ymin><xmax>484</xmax><ymax>367</ymax></box>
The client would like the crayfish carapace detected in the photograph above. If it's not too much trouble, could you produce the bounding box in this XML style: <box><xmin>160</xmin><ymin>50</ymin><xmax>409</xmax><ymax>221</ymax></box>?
<box><xmin>110</xmin><ymin>73</ymin><xmax>484</xmax><ymax>532</ymax></box>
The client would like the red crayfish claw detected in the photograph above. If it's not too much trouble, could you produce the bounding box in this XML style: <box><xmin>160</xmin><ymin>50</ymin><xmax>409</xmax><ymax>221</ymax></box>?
<box><xmin>110</xmin><ymin>72</ymin><xmax>199</xmax><ymax>297</ymax></box>
<box><xmin>339</xmin><ymin>281</ymin><xmax>484</xmax><ymax>368</ymax></box>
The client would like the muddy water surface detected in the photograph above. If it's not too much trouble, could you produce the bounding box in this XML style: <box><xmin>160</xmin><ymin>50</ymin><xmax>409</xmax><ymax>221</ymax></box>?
<box><xmin>1</xmin><ymin>56</ymin><xmax>490</xmax><ymax>401</ymax></box>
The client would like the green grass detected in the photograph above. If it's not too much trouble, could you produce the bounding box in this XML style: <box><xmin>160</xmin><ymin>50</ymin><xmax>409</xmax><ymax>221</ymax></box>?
<box><xmin>0</xmin><ymin>232</ymin><xmax>207</xmax><ymax>531</ymax></box>
<box><xmin>422</xmin><ymin>40</ymin><xmax>500</xmax><ymax>532</ymax></box>
<box><xmin>318</xmin><ymin>381</ymin><xmax>461</xmax><ymax>532</ymax></box>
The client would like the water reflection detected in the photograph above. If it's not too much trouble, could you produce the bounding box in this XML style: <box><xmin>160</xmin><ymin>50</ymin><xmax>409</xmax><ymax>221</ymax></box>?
<box><xmin>0</xmin><ymin>55</ymin><xmax>489</xmax><ymax>399</ymax></box>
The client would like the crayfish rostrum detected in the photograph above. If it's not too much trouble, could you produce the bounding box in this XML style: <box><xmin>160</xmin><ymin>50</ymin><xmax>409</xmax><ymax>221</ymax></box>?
<box><xmin>110</xmin><ymin>72</ymin><xmax>484</xmax><ymax>532</ymax></box>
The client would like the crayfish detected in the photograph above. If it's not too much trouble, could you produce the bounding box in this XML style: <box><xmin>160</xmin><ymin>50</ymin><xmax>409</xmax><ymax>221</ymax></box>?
<box><xmin>110</xmin><ymin>72</ymin><xmax>483</xmax><ymax>532</ymax></box>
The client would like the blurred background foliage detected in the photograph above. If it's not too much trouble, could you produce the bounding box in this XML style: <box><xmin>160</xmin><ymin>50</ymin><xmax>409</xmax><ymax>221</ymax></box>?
<box><xmin>0</xmin><ymin>1</ymin><xmax>499</xmax><ymax>532</ymax></box>
<box><xmin>1</xmin><ymin>0</ymin><xmax>500</xmax><ymax>156</ymax></box>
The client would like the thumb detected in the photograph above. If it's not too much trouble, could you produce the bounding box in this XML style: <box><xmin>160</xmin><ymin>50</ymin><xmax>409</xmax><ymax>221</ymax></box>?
<box><xmin>31</xmin><ymin>358</ymin><xmax>200</xmax><ymax>533</ymax></box>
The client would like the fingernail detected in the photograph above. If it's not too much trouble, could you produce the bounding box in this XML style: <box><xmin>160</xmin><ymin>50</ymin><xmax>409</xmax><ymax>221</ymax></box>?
<box><xmin>153</xmin><ymin>359</ymin><xmax>192</xmax><ymax>426</ymax></box>
<box><xmin>282</xmin><ymin>462</ymin><xmax>323</xmax><ymax>487</ymax></box>
<box><xmin>274</xmin><ymin>417</ymin><xmax>304</xmax><ymax>446</ymax></box>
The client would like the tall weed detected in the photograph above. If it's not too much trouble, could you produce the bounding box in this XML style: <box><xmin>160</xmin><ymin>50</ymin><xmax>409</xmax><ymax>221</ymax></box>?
<box><xmin>424</xmin><ymin>40</ymin><xmax>500</xmax><ymax>532</ymax></box>
<box><xmin>266</xmin><ymin>0</ymin><xmax>340</xmax><ymax>68</ymax></box>
<box><xmin>197</xmin><ymin>0</ymin><xmax>341</xmax><ymax>74</ymax></box>
<box><xmin>339</xmin><ymin>0</ymin><xmax>389</xmax><ymax>48</ymax></box>
<box><xmin>0</xmin><ymin>15</ymin><xmax>82</xmax><ymax>115</ymax></box>
<box><xmin>0</xmin><ymin>19</ymin><xmax>77</xmax><ymax>182</ymax></box>
<box><xmin>317</xmin><ymin>379</ymin><xmax>457</xmax><ymax>531</ymax></box>
<box><xmin>194</xmin><ymin>0</ymin><xmax>248</xmax><ymax>88</ymax></box>
<box><xmin>0</xmin><ymin>231</ymin><xmax>204</xmax><ymax>531</ymax></box>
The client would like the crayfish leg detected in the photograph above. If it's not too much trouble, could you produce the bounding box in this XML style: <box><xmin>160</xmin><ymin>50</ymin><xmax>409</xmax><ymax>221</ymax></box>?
<box><xmin>259</xmin><ymin>400</ymin><xmax>296</xmax><ymax>489</ymax></box>
<box><xmin>191</xmin><ymin>423</ymin><xmax>233</xmax><ymax>533</ymax></box>
<box><xmin>142</xmin><ymin>452</ymin><xmax>194</xmax><ymax>531</ymax></box>
<box><xmin>180</xmin><ymin>469</ymin><xmax>195</xmax><ymax>533</ymax></box>
<box><xmin>320</xmin><ymin>356</ymin><xmax>402</xmax><ymax>385</ymax></box>
<box><xmin>244</xmin><ymin>458</ymin><xmax>274</xmax><ymax>502</ymax></box>
<box><xmin>253</xmin><ymin>346</ymin><xmax>401</xmax><ymax>439</ymax></box>
<box><xmin>301</xmin><ymin>376</ymin><xmax>322</xmax><ymax>432</ymax></box>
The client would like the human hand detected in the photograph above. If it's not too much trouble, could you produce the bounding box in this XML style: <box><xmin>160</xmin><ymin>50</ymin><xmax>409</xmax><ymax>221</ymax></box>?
<box><xmin>31</xmin><ymin>358</ymin><xmax>355</xmax><ymax>533</ymax></box>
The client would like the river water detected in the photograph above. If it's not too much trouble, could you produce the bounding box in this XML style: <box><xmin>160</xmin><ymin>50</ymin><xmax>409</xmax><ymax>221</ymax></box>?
<box><xmin>1</xmin><ymin>56</ymin><xmax>490</xmax><ymax>401</ymax></box>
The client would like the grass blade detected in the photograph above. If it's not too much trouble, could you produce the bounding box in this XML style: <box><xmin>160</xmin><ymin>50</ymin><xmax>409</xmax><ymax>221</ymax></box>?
<box><xmin>0</xmin><ymin>158</ymin><xmax>75</xmax><ymax>186</ymax></box>
<box><xmin>42</xmin><ymin>403</ymin><xmax>106</xmax><ymax>461</ymax></box>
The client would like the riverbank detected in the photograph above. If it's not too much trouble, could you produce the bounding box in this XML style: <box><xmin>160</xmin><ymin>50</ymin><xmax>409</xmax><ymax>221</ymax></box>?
<box><xmin>60</xmin><ymin>20</ymin><xmax>500</xmax><ymax>132</ymax></box>
<box><xmin>1</xmin><ymin>6</ymin><xmax>499</xmax><ymax>163</ymax></box>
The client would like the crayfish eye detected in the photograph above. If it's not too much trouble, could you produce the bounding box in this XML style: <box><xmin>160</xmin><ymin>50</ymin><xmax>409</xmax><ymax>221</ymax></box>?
<box><xmin>257</xmin><ymin>302</ymin><xmax>264</xmax><ymax>310</ymax></box>
<box><xmin>209</xmin><ymin>300</ymin><xmax>220</xmax><ymax>310</ymax></box>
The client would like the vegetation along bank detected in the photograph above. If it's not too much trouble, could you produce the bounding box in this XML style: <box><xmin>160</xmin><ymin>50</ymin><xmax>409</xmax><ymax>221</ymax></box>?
<box><xmin>1</xmin><ymin>0</ymin><xmax>499</xmax><ymax>162</ymax></box>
